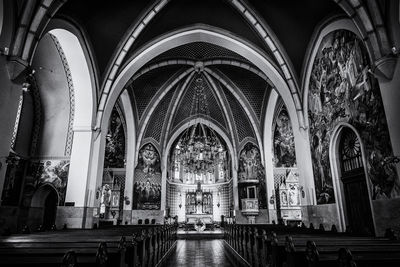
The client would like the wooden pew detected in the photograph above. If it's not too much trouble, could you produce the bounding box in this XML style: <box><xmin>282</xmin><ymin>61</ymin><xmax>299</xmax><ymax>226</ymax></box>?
<box><xmin>0</xmin><ymin>224</ymin><xmax>178</xmax><ymax>267</ymax></box>
<box><xmin>223</xmin><ymin>223</ymin><xmax>400</xmax><ymax>267</ymax></box>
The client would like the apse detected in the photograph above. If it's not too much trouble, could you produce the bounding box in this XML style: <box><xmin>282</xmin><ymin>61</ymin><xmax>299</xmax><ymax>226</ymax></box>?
<box><xmin>166</xmin><ymin>123</ymin><xmax>233</xmax><ymax>223</ymax></box>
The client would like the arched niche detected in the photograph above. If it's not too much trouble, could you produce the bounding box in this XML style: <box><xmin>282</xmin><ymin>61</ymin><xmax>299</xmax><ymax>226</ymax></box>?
<box><xmin>28</xmin><ymin>183</ymin><xmax>59</xmax><ymax>230</ymax></box>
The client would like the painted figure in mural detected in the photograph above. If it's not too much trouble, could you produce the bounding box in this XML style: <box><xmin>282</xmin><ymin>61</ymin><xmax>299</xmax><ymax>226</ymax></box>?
<box><xmin>239</xmin><ymin>144</ymin><xmax>261</xmax><ymax>180</ymax></box>
<box><xmin>36</xmin><ymin>160</ymin><xmax>69</xmax><ymax>205</ymax></box>
<box><xmin>105</xmin><ymin>108</ymin><xmax>125</xmax><ymax>168</ymax></box>
<box><xmin>308</xmin><ymin>30</ymin><xmax>397</xmax><ymax>203</ymax></box>
<box><xmin>133</xmin><ymin>144</ymin><xmax>162</xmax><ymax>210</ymax></box>
<box><xmin>141</xmin><ymin>144</ymin><xmax>159</xmax><ymax>174</ymax></box>
<box><xmin>41</xmin><ymin>161</ymin><xmax>62</xmax><ymax>188</ymax></box>
<box><xmin>273</xmin><ymin>109</ymin><xmax>296</xmax><ymax>167</ymax></box>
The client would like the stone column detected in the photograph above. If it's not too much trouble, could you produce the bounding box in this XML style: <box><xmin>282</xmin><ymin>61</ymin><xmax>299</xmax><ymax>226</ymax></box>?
<box><xmin>0</xmin><ymin>57</ymin><xmax>28</xmax><ymax>203</ymax></box>
<box><xmin>60</xmin><ymin>126</ymin><xmax>95</xmax><ymax>228</ymax></box>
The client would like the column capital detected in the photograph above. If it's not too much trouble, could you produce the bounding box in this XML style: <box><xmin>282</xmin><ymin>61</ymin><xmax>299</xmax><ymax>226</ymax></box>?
<box><xmin>6</xmin><ymin>56</ymin><xmax>31</xmax><ymax>83</ymax></box>
<box><xmin>373</xmin><ymin>54</ymin><xmax>398</xmax><ymax>81</ymax></box>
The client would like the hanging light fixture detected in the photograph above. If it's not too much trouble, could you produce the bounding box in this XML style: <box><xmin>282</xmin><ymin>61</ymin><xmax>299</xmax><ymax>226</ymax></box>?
<box><xmin>172</xmin><ymin>75</ymin><xmax>227</xmax><ymax>178</ymax></box>
<box><xmin>174</xmin><ymin>123</ymin><xmax>226</xmax><ymax>176</ymax></box>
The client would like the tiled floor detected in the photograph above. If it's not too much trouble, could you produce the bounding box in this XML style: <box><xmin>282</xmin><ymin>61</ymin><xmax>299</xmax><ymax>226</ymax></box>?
<box><xmin>162</xmin><ymin>239</ymin><xmax>233</xmax><ymax>267</ymax></box>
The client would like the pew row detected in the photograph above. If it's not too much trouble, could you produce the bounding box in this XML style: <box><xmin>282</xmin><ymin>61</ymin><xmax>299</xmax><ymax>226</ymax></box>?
<box><xmin>223</xmin><ymin>223</ymin><xmax>400</xmax><ymax>267</ymax></box>
<box><xmin>0</xmin><ymin>224</ymin><xmax>178</xmax><ymax>267</ymax></box>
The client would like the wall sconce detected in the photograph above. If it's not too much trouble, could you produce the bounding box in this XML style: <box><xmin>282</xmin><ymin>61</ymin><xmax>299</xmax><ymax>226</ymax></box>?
<box><xmin>300</xmin><ymin>186</ymin><xmax>305</xmax><ymax>199</ymax></box>
<box><xmin>179</xmin><ymin>192</ymin><xmax>182</xmax><ymax>209</ymax></box>
<box><xmin>124</xmin><ymin>196</ymin><xmax>130</xmax><ymax>205</ymax></box>
<box><xmin>0</xmin><ymin>47</ymin><xmax>9</xmax><ymax>56</ymax></box>
<box><xmin>217</xmin><ymin>191</ymin><xmax>221</xmax><ymax>208</ymax></box>
<box><xmin>96</xmin><ymin>186</ymin><xmax>102</xmax><ymax>199</ymax></box>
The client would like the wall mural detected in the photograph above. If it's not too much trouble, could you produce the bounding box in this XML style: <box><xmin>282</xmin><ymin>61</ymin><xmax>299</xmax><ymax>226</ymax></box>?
<box><xmin>37</xmin><ymin>160</ymin><xmax>69</xmax><ymax>205</ymax></box>
<box><xmin>20</xmin><ymin>159</ymin><xmax>70</xmax><ymax>206</ymax></box>
<box><xmin>238</xmin><ymin>143</ymin><xmax>267</xmax><ymax>209</ymax></box>
<box><xmin>104</xmin><ymin>108</ymin><xmax>125</xmax><ymax>168</ymax></box>
<box><xmin>308</xmin><ymin>29</ymin><xmax>398</xmax><ymax>204</ymax></box>
<box><xmin>239</xmin><ymin>143</ymin><xmax>262</xmax><ymax>181</ymax></box>
<box><xmin>133</xmin><ymin>143</ymin><xmax>162</xmax><ymax>210</ymax></box>
<box><xmin>273</xmin><ymin>108</ymin><xmax>296</xmax><ymax>167</ymax></box>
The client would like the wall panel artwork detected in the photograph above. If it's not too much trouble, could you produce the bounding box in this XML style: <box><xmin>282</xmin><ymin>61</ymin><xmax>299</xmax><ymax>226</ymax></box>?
<box><xmin>308</xmin><ymin>30</ymin><xmax>398</xmax><ymax>204</ymax></box>
<box><xmin>238</xmin><ymin>143</ymin><xmax>267</xmax><ymax>209</ymax></box>
<box><xmin>21</xmin><ymin>159</ymin><xmax>70</xmax><ymax>206</ymax></box>
<box><xmin>133</xmin><ymin>144</ymin><xmax>162</xmax><ymax>210</ymax></box>
<box><xmin>273</xmin><ymin>109</ymin><xmax>296</xmax><ymax>167</ymax></box>
<box><xmin>104</xmin><ymin>108</ymin><xmax>125</xmax><ymax>168</ymax></box>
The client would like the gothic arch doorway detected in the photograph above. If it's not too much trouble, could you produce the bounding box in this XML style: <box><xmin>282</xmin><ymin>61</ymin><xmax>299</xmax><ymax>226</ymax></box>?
<box><xmin>337</xmin><ymin>127</ymin><xmax>374</xmax><ymax>235</ymax></box>
<box><xmin>30</xmin><ymin>184</ymin><xmax>59</xmax><ymax>229</ymax></box>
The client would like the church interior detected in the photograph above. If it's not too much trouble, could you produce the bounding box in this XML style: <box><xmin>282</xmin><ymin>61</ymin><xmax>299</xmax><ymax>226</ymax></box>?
<box><xmin>0</xmin><ymin>0</ymin><xmax>400</xmax><ymax>266</ymax></box>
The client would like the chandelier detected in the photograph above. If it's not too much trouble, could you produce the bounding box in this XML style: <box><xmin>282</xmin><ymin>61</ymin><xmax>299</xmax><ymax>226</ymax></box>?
<box><xmin>174</xmin><ymin>123</ymin><xmax>226</xmax><ymax>176</ymax></box>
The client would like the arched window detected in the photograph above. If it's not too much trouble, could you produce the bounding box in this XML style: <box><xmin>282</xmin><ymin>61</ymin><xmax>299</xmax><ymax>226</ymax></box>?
<box><xmin>339</xmin><ymin>128</ymin><xmax>363</xmax><ymax>173</ymax></box>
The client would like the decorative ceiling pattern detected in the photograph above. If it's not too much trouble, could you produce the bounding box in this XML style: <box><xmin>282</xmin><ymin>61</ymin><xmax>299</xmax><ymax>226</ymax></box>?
<box><xmin>149</xmin><ymin>42</ymin><xmax>251</xmax><ymax>64</ymax></box>
<box><xmin>222</xmin><ymin>85</ymin><xmax>255</xmax><ymax>142</ymax></box>
<box><xmin>128</xmin><ymin>42</ymin><xmax>267</xmax><ymax>153</ymax></box>
<box><xmin>143</xmin><ymin>86</ymin><xmax>176</xmax><ymax>143</ymax></box>
<box><xmin>214</xmin><ymin>65</ymin><xmax>269</xmax><ymax>121</ymax></box>
<box><xmin>129</xmin><ymin>65</ymin><xmax>184</xmax><ymax>120</ymax></box>
<box><xmin>172</xmin><ymin>73</ymin><xmax>227</xmax><ymax>131</ymax></box>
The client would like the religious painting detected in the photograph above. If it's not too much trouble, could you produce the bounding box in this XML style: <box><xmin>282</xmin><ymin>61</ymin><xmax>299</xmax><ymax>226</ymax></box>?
<box><xmin>238</xmin><ymin>143</ymin><xmax>262</xmax><ymax>181</ymax></box>
<box><xmin>104</xmin><ymin>108</ymin><xmax>125</xmax><ymax>168</ymax></box>
<box><xmin>36</xmin><ymin>159</ymin><xmax>70</xmax><ymax>205</ymax></box>
<box><xmin>308</xmin><ymin>30</ymin><xmax>398</xmax><ymax>203</ymax></box>
<box><xmin>238</xmin><ymin>143</ymin><xmax>268</xmax><ymax>209</ymax></box>
<box><xmin>133</xmin><ymin>143</ymin><xmax>162</xmax><ymax>210</ymax></box>
<box><xmin>273</xmin><ymin>108</ymin><xmax>296</xmax><ymax>167</ymax></box>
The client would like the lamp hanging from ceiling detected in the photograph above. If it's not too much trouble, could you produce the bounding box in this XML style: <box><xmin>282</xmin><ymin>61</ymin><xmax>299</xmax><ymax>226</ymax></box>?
<box><xmin>173</xmin><ymin>76</ymin><xmax>227</xmax><ymax>177</ymax></box>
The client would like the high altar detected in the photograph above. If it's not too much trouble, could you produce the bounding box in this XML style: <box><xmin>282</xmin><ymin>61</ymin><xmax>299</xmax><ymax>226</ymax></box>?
<box><xmin>185</xmin><ymin>183</ymin><xmax>213</xmax><ymax>223</ymax></box>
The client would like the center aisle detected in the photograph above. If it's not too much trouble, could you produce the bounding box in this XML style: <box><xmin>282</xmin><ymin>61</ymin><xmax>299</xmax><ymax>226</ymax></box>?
<box><xmin>162</xmin><ymin>239</ymin><xmax>233</xmax><ymax>267</ymax></box>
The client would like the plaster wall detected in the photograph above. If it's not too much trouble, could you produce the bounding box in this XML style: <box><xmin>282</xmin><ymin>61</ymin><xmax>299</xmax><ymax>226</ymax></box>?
<box><xmin>32</xmin><ymin>34</ymin><xmax>70</xmax><ymax>157</ymax></box>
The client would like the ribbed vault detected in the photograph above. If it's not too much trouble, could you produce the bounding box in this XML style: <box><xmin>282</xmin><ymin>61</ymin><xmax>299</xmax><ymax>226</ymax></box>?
<box><xmin>126</xmin><ymin>41</ymin><xmax>272</xmax><ymax>156</ymax></box>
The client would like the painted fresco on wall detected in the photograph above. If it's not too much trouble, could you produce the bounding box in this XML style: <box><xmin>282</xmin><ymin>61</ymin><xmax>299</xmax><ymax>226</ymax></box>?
<box><xmin>133</xmin><ymin>143</ymin><xmax>162</xmax><ymax>210</ymax></box>
<box><xmin>239</xmin><ymin>143</ymin><xmax>262</xmax><ymax>181</ymax></box>
<box><xmin>37</xmin><ymin>160</ymin><xmax>69</xmax><ymax>205</ymax></box>
<box><xmin>273</xmin><ymin>108</ymin><xmax>296</xmax><ymax>167</ymax></box>
<box><xmin>21</xmin><ymin>159</ymin><xmax>70</xmax><ymax>206</ymax></box>
<box><xmin>104</xmin><ymin>108</ymin><xmax>125</xmax><ymax>168</ymax></box>
<box><xmin>308</xmin><ymin>30</ymin><xmax>398</xmax><ymax>204</ymax></box>
<box><xmin>238</xmin><ymin>143</ymin><xmax>267</xmax><ymax>208</ymax></box>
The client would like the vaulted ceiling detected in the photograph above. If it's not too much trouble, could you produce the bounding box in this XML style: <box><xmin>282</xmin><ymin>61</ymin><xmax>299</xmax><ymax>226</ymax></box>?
<box><xmin>56</xmin><ymin>0</ymin><xmax>345</xmax><ymax>153</ymax></box>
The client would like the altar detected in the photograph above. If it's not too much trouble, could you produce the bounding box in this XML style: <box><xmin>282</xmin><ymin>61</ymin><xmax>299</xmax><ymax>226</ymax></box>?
<box><xmin>186</xmin><ymin>214</ymin><xmax>213</xmax><ymax>224</ymax></box>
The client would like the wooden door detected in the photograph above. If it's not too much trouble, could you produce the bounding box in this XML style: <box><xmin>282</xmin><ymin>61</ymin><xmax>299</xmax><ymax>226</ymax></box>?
<box><xmin>43</xmin><ymin>189</ymin><xmax>57</xmax><ymax>229</ymax></box>
<box><xmin>339</xmin><ymin>128</ymin><xmax>374</xmax><ymax>235</ymax></box>
<box><xmin>342</xmin><ymin>173</ymin><xmax>374</xmax><ymax>235</ymax></box>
